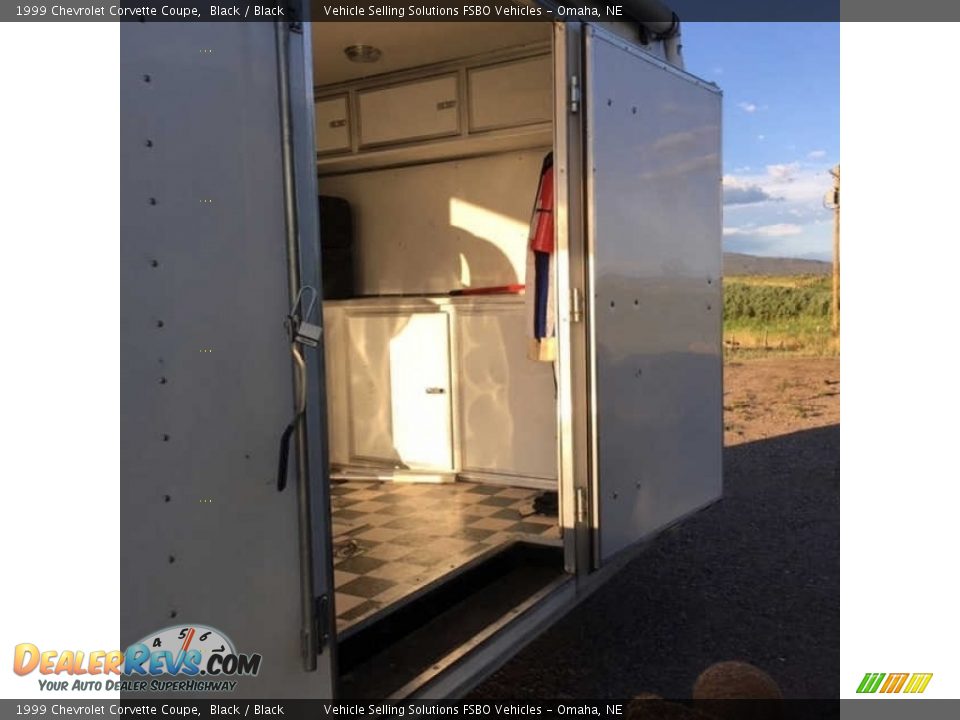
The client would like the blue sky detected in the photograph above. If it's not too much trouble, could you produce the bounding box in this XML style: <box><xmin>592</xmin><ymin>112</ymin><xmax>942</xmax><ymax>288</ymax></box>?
<box><xmin>682</xmin><ymin>23</ymin><xmax>839</xmax><ymax>260</ymax></box>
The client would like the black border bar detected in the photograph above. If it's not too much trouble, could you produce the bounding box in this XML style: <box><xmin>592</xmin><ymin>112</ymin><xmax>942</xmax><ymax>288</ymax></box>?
<box><xmin>6</xmin><ymin>0</ymin><xmax>855</xmax><ymax>23</ymax></box>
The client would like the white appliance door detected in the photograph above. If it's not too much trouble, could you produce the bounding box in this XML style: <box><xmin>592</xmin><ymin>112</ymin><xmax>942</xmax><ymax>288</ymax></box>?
<box><xmin>348</xmin><ymin>311</ymin><xmax>453</xmax><ymax>470</ymax></box>
<box><xmin>389</xmin><ymin>312</ymin><xmax>454</xmax><ymax>470</ymax></box>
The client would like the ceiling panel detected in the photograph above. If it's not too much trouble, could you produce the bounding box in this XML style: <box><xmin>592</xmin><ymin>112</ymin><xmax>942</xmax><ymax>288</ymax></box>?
<box><xmin>312</xmin><ymin>22</ymin><xmax>551</xmax><ymax>87</ymax></box>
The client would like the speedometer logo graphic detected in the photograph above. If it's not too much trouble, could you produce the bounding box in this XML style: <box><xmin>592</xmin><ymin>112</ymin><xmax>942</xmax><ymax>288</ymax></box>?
<box><xmin>135</xmin><ymin>624</ymin><xmax>236</xmax><ymax>661</ymax></box>
<box><xmin>124</xmin><ymin>623</ymin><xmax>261</xmax><ymax>678</ymax></box>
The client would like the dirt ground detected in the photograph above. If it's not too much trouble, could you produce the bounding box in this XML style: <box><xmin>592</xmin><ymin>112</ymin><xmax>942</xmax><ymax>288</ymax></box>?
<box><xmin>472</xmin><ymin>357</ymin><xmax>840</xmax><ymax>700</ymax></box>
<box><xmin>724</xmin><ymin>357</ymin><xmax>840</xmax><ymax>445</ymax></box>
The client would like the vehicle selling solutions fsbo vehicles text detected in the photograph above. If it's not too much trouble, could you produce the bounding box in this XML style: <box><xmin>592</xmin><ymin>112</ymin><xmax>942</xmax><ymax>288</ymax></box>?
<box><xmin>321</xmin><ymin>4</ymin><xmax>545</xmax><ymax>18</ymax></box>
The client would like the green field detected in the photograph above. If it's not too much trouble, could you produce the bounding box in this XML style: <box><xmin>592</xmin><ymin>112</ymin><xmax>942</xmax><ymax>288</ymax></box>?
<box><xmin>723</xmin><ymin>275</ymin><xmax>838</xmax><ymax>356</ymax></box>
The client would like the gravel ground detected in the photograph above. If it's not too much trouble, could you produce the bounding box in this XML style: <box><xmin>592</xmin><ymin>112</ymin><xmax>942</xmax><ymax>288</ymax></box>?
<box><xmin>471</xmin><ymin>358</ymin><xmax>840</xmax><ymax>700</ymax></box>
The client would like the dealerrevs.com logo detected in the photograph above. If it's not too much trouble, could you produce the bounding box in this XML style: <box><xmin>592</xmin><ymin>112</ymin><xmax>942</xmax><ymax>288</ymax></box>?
<box><xmin>856</xmin><ymin>672</ymin><xmax>933</xmax><ymax>695</ymax></box>
<box><xmin>13</xmin><ymin>624</ymin><xmax>262</xmax><ymax>693</ymax></box>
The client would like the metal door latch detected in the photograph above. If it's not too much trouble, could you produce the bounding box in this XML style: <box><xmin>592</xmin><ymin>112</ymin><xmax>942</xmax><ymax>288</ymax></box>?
<box><xmin>286</xmin><ymin>286</ymin><xmax>322</xmax><ymax>347</ymax></box>
<box><xmin>278</xmin><ymin>286</ymin><xmax>319</xmax><ymax>492</ymax></box>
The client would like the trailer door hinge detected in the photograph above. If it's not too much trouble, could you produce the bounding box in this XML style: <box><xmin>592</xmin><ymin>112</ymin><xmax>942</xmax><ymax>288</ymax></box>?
<box><xmin>569</xmin><ymin>75</ymin><xmax>580</xmax><ymax>114</ymax></box>
<box><xmin>571</xmin><ymin>287</ymin><xmax>584</xmax><ymax>323</ymax></box>
<box><xmin>314</xmin><ymin>594</ymin><xmax>329</xmax><ymax>655</ymax></box>
<box><xmin>575</xmin><ymin>487</ymin><xmax>586</xmax><ymax>524</ymax></box>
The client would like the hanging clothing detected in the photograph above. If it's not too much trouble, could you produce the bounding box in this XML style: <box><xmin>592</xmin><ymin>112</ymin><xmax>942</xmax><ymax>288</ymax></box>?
<box><xmin>525</xmin><ymin>153</ymin><xmax>557</xmax><ymax>362</ymax></box>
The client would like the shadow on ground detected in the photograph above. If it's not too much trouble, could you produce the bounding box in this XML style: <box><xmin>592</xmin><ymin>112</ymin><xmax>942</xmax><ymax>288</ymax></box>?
<box><xmin>470</xmin><ymin>424</ymin><xmax>840</xmax><ymax>700</ymax></box>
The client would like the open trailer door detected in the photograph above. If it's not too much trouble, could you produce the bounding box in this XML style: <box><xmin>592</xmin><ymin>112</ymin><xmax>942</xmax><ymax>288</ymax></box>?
<box><xmin>120</xmin><ymin>21</ymin><xmax>336</xmax><ymax>696</ymax></box>
<box><xmin>582</xmin><ymin>25</ymin><xmax>724</xmax><ymax>564</ymax></box>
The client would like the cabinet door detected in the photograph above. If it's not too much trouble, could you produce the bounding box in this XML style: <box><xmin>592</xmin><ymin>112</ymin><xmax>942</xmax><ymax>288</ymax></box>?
<box><xmin>456</xmin><ymin>304</ymin><xmax>557</xmax><ymax>479</ymax></box>
<box><xmin>347</xmin><ymin>311</ymin><xmax>453</xmax><ymax>470</ymax></box>
<box><xmin>314</xmin><ymin>95</ymin><xmax>350</xmax><ymax>154</ymax></box>
<box><xmin>468</xmin><ymin>55</ymin><xmax>552</xmax><ymax>132</ymax></box>
<box><xmin>358</xmin><ymin>74</ymin><xmax>460</xmax><ymax>148</ymax></box>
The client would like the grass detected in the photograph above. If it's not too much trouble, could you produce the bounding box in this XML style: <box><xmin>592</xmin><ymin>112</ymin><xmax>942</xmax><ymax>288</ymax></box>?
<box><xmin>724</xmin><ymin>275</ymin><xmax>838</xmax><ymax>357</ymax></box>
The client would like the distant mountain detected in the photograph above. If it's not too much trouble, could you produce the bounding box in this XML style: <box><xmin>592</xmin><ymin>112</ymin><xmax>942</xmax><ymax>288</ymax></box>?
<box><xmin>723</xmin><ymin>252</ymin><xmax>831</xmax><ymax>276</ymax></box>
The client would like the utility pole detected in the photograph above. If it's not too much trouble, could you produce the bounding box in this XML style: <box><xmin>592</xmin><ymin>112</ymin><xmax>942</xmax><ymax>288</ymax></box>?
<box><xmin>828</xmin><ymin>165</ymin><xmax>840</xmax><ymax>335</ymax></box>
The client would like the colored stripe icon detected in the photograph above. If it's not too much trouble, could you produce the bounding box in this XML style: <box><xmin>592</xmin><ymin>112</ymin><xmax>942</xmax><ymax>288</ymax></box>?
<box><xmin>903</xmin><ymin>674</ymin><xmax>934</xmax><ymax>693</ymax></box>
<box><xmin>857</xmin><ymin>672</ymin><xmax>933</xmax><ymax>694</ymax></box>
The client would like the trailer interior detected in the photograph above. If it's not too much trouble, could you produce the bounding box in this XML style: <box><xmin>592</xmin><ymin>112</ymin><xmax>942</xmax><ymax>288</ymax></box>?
<box><xmin>119</xmin><ymin>10</ymin><xmax>723</xmax><ymax>700</ymax></box>
<box><xmin>311</xmin><ymin>21</ymin><xmax>569</xmax><ymax>696</ymax></box>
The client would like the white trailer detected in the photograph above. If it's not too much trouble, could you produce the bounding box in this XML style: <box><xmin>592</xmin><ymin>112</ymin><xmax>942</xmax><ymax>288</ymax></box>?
<box><xmin>120</xmin><ymin>3</ymin><xmax>722</xmax><ymax>699</ymax></box>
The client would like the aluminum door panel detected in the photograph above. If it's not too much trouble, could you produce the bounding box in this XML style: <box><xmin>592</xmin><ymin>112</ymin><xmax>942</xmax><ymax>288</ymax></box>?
<box><xmin>584</xmin><ymin>27</ymin><xmax>723</xmax><ymax>562</ymax></box>
<box><xmin>120</xmin><ymin>21</ymin><xmax>333</xmax><ymax>696</ymax></box>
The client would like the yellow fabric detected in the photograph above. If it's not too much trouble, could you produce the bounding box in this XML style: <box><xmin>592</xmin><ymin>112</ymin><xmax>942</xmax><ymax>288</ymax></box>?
<box><xmin>528</xmin><ymin>337</ymin><xmax>557</xmax><ymax>362</ymax></box>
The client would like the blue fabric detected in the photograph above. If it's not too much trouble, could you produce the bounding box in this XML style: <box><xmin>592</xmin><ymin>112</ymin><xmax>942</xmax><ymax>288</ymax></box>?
<box><xmin>533</xmin><ymin>250</ymin><xmax>550</xmax><ymax>339</ymax></box>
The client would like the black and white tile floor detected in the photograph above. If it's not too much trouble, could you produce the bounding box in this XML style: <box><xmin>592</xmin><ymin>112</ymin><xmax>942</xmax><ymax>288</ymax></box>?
<box><xmin>330</xmin><ymin>479</ymin><xmax>560</xmax><ymax>632</ymax></box>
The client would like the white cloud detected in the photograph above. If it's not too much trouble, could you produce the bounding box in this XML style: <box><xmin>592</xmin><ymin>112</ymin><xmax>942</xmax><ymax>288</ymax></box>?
<box><xmin>738</xmin><ymin>101</ymin><xmax>758</xmax><ymax>114</ymax></box>
<box><xmin>723</xmin><ymin>225</ymin><xmax>832</xmax><ymax>261</ymax></box>
<box><xmin>724</xmin><ymin>223</ymin><xmax>803</xmax><ymax>238</ymax></box>
<box><xmin>721</xmin><ymin>162</ymin><xmax>835</xmax><ymax>258</ymax></box>
<box><xmin>808</xmin><ymin>149</ymin><xmax>827</xmax><ymax>159</ymax></box>
<box><xmin>767</xmin><ymin>162</ymin><xmax>800</xmax><ymax>182</ymax></box>
<box><xmin>712</xmin><ymin>66</ymin><xmax>724</xmax><ymax>75</ymax></box>
<box><xmin>724</xmin><ymin>165</ymin><xmax>833</xmax><ymax>215</ymax></box>
<box><xmin>722</xmin><ymin>175</ymin><xmax>782</xmax><ymax>206</ymax></box>
<box><xmin>760</xmin><ymin>223</ymin><xmax>804</xmax><ymax>237</ymax></box>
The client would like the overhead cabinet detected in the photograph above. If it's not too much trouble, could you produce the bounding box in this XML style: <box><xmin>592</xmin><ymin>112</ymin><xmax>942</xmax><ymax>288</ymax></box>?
<box><xmin>314</xmin><ymin>95</ymin><xmax>350</xmax><ymax>154</ymax></box>
<box><xmin>468</xmin><ymin>55</ymin><xmax>553</xmax><ymax>132</ymax></box>
<box><xmin>358</xmin><ymin>74</ymin><xmax>460</xmax><ymax>147</ymax></box>
<box><xmin>314</xmin><ymin>51</ymin><xmax>553</xmax><ymax>171</ymax></box>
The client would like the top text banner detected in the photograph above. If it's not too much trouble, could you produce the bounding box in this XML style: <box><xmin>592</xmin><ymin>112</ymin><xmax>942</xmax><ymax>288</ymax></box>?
<box><xmin>7</xmin><ymin>0</ymin><xmax>887</xmax><ymax>23</ymax></box>
<box><xmin>6</xmin><ymin>0</ymin><xmax>957</xmax><ymax>24</ymax></box>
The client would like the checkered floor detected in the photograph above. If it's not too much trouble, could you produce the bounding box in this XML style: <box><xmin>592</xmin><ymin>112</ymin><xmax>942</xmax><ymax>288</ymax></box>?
<box><xmin>330</xmin><ymin>480</ymin><xmax>560</xmax><ymax>633</ymax></box>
